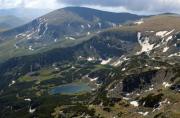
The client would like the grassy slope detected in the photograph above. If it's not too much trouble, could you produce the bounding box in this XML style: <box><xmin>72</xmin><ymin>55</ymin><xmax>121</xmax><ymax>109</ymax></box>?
<box><xmin>109</xmin><ymin>15</ymin><xmax>180</xmax><ymax>32</ymax></box>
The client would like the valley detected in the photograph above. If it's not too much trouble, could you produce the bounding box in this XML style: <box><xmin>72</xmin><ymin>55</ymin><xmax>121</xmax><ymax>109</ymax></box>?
<box><xmin>0</xmin><ymin>7</ymin><xmax>179</xmax><ymax>118</ymax></box>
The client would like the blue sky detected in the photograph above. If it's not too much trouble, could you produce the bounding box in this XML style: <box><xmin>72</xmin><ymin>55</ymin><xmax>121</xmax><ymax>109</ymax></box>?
<box><xmin>0</xmin><ymin>0</ymin><xmax>180</xmax><ymax>15</ymax></box>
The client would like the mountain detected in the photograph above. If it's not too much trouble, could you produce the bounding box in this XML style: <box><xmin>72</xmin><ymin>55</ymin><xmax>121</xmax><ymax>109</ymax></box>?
<box><xmin>0</xmin><ymin>7</ymin><xmax>143</xmax><ymax>63</ymax></box>
<box><xmin>0</xmin><ymin>15</ymin><xmax>26</xmax><ymax>31</ymax></box>
<box><xmin>0</xmin><ymin>8</ymin><xmax>179</xmax><ymax>118</ymax></box>
<box><xmin>0</xmin><ymin>7</ymin><xmax>143</xmax><ymax>41</ymax></box>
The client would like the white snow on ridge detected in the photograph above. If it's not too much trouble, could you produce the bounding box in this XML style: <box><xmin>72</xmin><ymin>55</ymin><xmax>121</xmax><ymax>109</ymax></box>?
<box><xmin>16</xmin><ymin>33</ymin><xmax>26</xmax><ymax>38</ymax></box>
<box><xmin>156</xmin><ymin>29</ymin><xmax>175</xmax><ymax>38</ymax></box>
<box><xmin>28</xmin><ymin>46</ymin><xmax>34</xmax><ymax>51</ymax></box>
<box><xmin>168</xmin><ymin>52</ymin><xmax>180</xmax><ymax>57</ymax></box>
<box><xmin>162</xmin><ymin>82</ymin><xmax>172</xmax><ymax>88</ymax></box>
<box><xmin>26</xmin><ymin>31</ymin><xmax>35</xmax><ymax>40</ymax></box>
<box><xmin>137</xmin><ymin>32</ymin><xmax>141</xmax><ymax>40</ymax></box>
<box><xmin>166</xmin><ymin>36</ymin><xmax>173</xmax><ymax>42</ymax></box>
<box><xmin>122</xmin><ymin>68</ymin><xmax>126</xmax><ymax>71</ymax></box>
<box><xmin>81</xmin><ymin>25</ymin><xmax>85</xmax><ymax>29</ymax></box>
<box><xmin>87</xmin><ymin>57</ymin><xmax>96</xmax><ymax>62</ymax></box>
<box><xmin>130</xmin><ymin>101</ymin><xmax>139</xmax><ymax>107</ymax></box>
<box><xmin>54</xmin><ymin>38</ymin><xmax>57</xmax><ymax>42</ymax></box>
<box><xmin>43</xmin><ymin>23</ymin><xmax>48</xmax><ymax>35</ymax></box>
<box><xmin>137</xmin><ymin>36</ymin><xmax>154</xmax><ymax>54</ymax></box>
<box><xmin>156</xmin><ymin>31</ymin><xmax>168</xmax><ymax>38</ymax></box>
<box><xmin>101</xmin><ymin>58</ymin><xmax>112</xmax><ymax>65</ymax></box>
<box><xmin>134</xmin><ymin>19</ymin><xmax>144</xmax><ymax>25</ymax></box>
<box><xmin>163</xmin><ymin>47</ymin><xmax>169</xmax><ymax>52</ymax></box>
<box><xmin>29</xmin><ymin>106</ymin><xmax>36</xmax><ymax>114</ymax></box>
<box><xmin>145</xmin><ymin>87</ymin><xmax>154</xmax><ymax>92</ymax></box>
<box><xmin>90</xmin><ymin>77</ymin><xmax>98</xmax><ymax>82</ymax></box>
<box><xmin>87</xmin><ymin>32</ymin><xmax>91</xmax><ymax>35</ymax></box>
<box><xmin>98</xmin><ymin>22</ymin><xmax>102</xmax><ymax>28</ymax></box>
<box><xmin>112</xmin><ymin>55</ymin><xmax>129</xmax><ymax>67</ymax></box>
<box><xmin>87</xmin><ymin>24</ymin><xmax>91</xmax><ymax>28</ymax></box>
<box><xmin>138</xmin><ymin>111</ymin><xmax>149</xmax><ymax>116</ymax></box>
<box><xmin>65</xmin><ymin>37</ymin><xmax>76</xmax><ymax>40</ymax></box>
<box><xmin>122</xmin><ymin>97</ymin><xmax>130</xmax><ymax>100</ymax></box>
<box><xmin>154</xmin><ymin>67</ymin><xmax>161</xmax><ymax>70</ymax></box>
<box><xmin>8</xmin><ymin>80</ymin><xmax>16</xmax><ymax>87</ymax></box>
<box><xmin>24</xmin><ymin>98</ymin><xmax>31</xmax><ymax>102</ymax></box>
<box><xmin>145</xmin><ymin>31</ymin><xmax>154</xmax><ymax>33</ymax></box>
<box><xmin>165</xmin><ymin>29</ymin><xmax>175</xmax><ymax>36</ymax></box>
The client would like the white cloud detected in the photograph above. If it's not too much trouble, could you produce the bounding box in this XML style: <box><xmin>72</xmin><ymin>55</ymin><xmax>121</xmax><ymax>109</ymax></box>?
<box><xmin>1</xmin><ymin>0</ymin><xmax>180</xmax><ymax>14</ymax></box>
<box><xmin>0</xmin><ymin>0</ymin><xmax>64</xmax><ymax>9</ymax></box>
<box><xmin>0</xmin><ymin>0</ymin><xmax>22</xmax><ymax>9</ymax></box>
<box><xmin>83</xmin><ymin>5</ymin><xmax>128</xmax><ymax>13</ymax></box>
<box><xmin>59</xmin><ymin>0</ymin><xmax>180</xmax><ymax>14</ymax></box>
<box><xmin>24</xmin><ymin>0</ymin><xmax>62</xmax><ymax>9</ymax></box>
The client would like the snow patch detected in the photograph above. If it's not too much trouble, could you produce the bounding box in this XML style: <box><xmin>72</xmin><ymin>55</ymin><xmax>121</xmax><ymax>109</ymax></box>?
<box><xmin>8</xmin><ymin>80</ymin><xmax>16</xmax><ymax>87</ymax></box>
<box><xmin>81</xmin><ymin>25</ymin><xmax>85</xmax><ymax>29</ymax></box>
<box><xmin>87</xmin><ymin>24</ymin><xmax>91</xmax><ymax>28</ymax></box>
<box><xmin>65</xmin><ymin>37</ymin><xmax>76</xmax><ymax>40</ymax></box>
<box><xmin>163</xmin><ymin>47</ymin><xmax>169</xmax><ymax>52</ymax></box>
<box><xmin>162</xmin><ymin>82</ymin><xmax>172</xmax><ymax>88</ymax></box>
<box><xmin>101</xmin><ymin>58</ymin><xmax>112</xmax><ymax>65</ymax></box>
<box><xmin>54</xmin><ymin>67</ymin><xmax>59</xmax><ymax>70</ymax></box>
<box><xmin>134</xmin><ymin>19</ymin><xmax>144</xmax><ymax>25</ymax></box>
<box><xmin>87</xmin><ymin>32</ymin><xmax>91</xmax><ymax>35</ymax></box>
<box><xmin>122</xmin><ymin>97</ymin><xmax>130</xmax><ymax>100</ymax></box>
<box><xmin>168</xmin><ymin>52</ymin><xmax>180</xmax><ymax>57</ymax></box>
<box><xmin>112</xmin><ymin>55</ymin><xmax>129</xmax><ymax>67</ymax></box>
<box><xmin>154</xmin><ymin>67</ymin><xmax>161</xmax><ymax>70</ymax></box>
<box><xmin>166</xmin><ymin>36</ymin><xmax>173</xmax><ymax>42</ymax></box>
<box><xmin>156</xmin><ymin>29</ymin><xmax>174</xmax><ymax>38</ymax></box>
<box><xmin>145</xmin><ymin>87</ymin><xmax>154</xmax><ymax>92</ymax></box>
<box><xmin>24</xmin><ymin>98</ymin><xmax>31</xmax><ymax>102</ymax></box>
<box><xmin>137</xmin><ymin>36</ymin><xmax>154</xmax><ymax>54</ymax></box>
<box><xmin>98</xmin><ymin>22</ymin><xmax>102</xmax><ymax>28</ymax></box>
<box><xmin>156</xmin><ymin>31</ymin><xmax>168</xmax><ymax>38</ymax></box>
<box><xmin>122</xmin><ymin>68</ymin><xmax>126</xmax><ymax>71</ymax></box>
<box><xmin>29</xmin><ymin>106</ymin><xmax>36</xmax><ymax>114</ymax></box>
<box><xmin>130</xmin><ymin>101</ymin><xmax>139</xmax><ymax>107</ymax></box>
<box><xmin>90</xmin><ymin>77</ymin><xmax>98</xmax><ymax>82</ymax></box>
<box><xmin>166</xmin><ymin>29</ymin><xmax>175</xmax><ymax>36</ymax></box>
<box><xmin>43</xmin><ymin>23</ymin><xmax>48</xmax><ymax>35</ymax></box>
<box><xmin>87</xmin><ymin>57</ymin><xmax>96</xmax><ymax>62</ymax></box>
<box><xmin>54</xmin><ymin>38</ymin><xmax>57</xmax><ymax>42</ymax></box>
<box><xmin>138</xmin><ymin>111</ymin><xmax>149</xmax><ymax>116</ymax></box>
<box><xmin>28</xmin><ymin>46</ymin><xmax>34</xmax><ymax>51</ymax></box>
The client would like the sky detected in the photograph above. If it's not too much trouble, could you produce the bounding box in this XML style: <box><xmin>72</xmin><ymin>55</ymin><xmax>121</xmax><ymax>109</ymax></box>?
<box><xmin>0</xmin><ymin>0</ymin><xmax>180</xmax><ymax>15</ymax></box>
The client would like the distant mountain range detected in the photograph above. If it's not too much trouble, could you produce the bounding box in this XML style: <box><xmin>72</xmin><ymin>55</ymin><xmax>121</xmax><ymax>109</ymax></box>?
<box><xmin>0</xmin><ymin>15</ymin><xmax>26</xmax><ymax>31</ymax></box>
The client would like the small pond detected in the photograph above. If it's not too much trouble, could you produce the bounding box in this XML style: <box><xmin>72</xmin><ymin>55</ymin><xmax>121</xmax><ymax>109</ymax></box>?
<box><xmin>49</xmin><ymin>83</ymin><xmax>92</xmax><ymax>94</ymax></box>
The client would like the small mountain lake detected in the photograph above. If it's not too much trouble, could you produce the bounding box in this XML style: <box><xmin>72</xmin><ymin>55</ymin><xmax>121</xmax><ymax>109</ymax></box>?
<box><xmin>49</xmin><ymin>83</ymin><xmax>92</xmax><ymax>95</ymax></box>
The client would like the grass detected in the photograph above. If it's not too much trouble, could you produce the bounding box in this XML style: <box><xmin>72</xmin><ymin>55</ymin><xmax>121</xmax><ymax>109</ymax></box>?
<box><xmin>0</xmin><ymin>32</ymin><xmax>93</xmax><ymax>64</ymax></box>
<box><xmin>18</xmin><ymin>67</ymin><xmax>60</xmax><ymax>83</ymax></box>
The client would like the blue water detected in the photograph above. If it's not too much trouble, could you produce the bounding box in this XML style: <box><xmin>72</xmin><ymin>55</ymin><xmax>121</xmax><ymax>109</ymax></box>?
<box><xmin>49</xmin><ymin>83</ymin><xmax>91</xmax><ymax>94</ymax></box>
